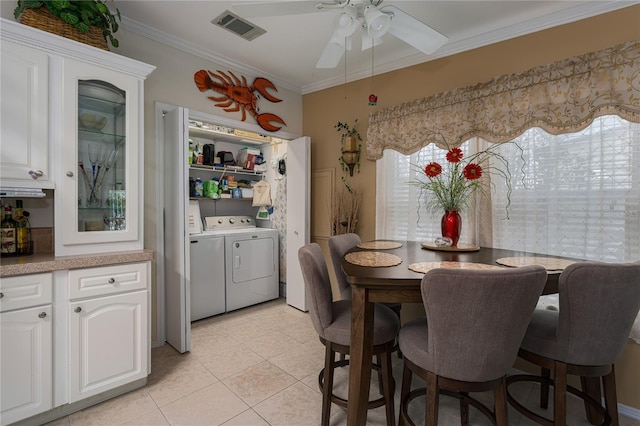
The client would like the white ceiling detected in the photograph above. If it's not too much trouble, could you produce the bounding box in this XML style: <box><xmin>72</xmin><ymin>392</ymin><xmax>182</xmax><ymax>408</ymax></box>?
<box><xmin>115</xmin><ymin>1</ymin><xmax>637</xmax><ymax>94</ymax></box>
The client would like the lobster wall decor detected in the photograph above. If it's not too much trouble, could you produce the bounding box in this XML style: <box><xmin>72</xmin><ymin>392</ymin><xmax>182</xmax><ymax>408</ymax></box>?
<box><xmin>194</xmin><ymin>69</ymin><xmax>286</xmax><ymax>132</ymax></box>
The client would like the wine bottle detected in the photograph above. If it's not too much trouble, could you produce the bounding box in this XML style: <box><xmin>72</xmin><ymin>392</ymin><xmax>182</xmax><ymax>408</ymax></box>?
<box><xmin>15</xmin><ymin>200</ymin><xmax>30</xmax><ymax>255</ymax></box>
<box><xmin>1</xmin><ymin>205</ymin><xmax>17</xmax><ymax>256</ymax></box>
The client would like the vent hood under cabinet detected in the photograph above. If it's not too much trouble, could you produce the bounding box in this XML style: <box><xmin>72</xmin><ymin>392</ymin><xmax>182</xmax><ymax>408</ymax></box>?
<box><xmin>0</xmin><ymin>187</ymin><xmax>46</xmax><ymax>198</ymax></box>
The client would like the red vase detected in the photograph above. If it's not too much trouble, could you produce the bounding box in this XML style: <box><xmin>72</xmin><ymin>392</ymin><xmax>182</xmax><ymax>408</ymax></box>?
<box><xmin>441</xmin><ymin>210</ymin><xmax>462</xmax><ymax>246</ymax></box>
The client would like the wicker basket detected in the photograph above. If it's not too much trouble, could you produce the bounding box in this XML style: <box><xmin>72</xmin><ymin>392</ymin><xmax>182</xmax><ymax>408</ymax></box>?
<box><xmin>18</xmin><ymin>7</ymin><xmax>109</xmax><ymax>51</ymax></box>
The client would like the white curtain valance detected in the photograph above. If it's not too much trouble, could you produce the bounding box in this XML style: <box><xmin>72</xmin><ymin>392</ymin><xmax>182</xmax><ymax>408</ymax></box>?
<box><xmin>366</xmin><ymin>40</ymin><xmax>640</xmax><ymax>160</ymax></box>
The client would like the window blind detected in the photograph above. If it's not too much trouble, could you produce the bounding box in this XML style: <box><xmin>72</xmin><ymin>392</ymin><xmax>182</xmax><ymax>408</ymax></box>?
<box><xmin>489</xmin><ymin>115</ymin><xmax>640</xmax><ymax>261</ymax></box>
<box><xmin>376</xmin><ymin>143</ymin><xmax>477</xmax><ymax>244</ymax></box>
<box><xmin>377</xmin><ymin>116</ymin><xmax>640</xmax><ymax>263</ymax></box>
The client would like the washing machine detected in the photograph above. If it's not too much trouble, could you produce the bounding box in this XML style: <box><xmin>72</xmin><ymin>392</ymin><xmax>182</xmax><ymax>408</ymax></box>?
<box><xmin>203</xmin><ymin>216</ymin><xmax>279</xmax><ymax>312</ymax></box>
<box><xmin>189</xmin><ymin>233</ymin><xmax>225</xmax><ymax>321</ymax></box>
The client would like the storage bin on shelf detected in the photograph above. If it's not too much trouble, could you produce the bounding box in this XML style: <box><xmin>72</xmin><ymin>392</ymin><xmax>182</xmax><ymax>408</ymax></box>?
<box><xmin>237</xmin><ymin>147</ymin><xmax>261</xmax><ymax>170</ymax></box>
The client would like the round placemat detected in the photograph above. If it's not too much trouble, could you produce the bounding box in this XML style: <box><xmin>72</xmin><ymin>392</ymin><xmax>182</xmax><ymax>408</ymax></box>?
<box><xmin>345</xmin><ymin>251</ymin><xmax>403</xmax><ymax>267</ymax></box>
<box><xmin>357</xmin><ymin>241</ymin><xmax>403</xmax><ymax>250</ymax></box>
<box><xmin>408</xmin><ymin>261</ymin><xmax>504</xmax><ymax>274</ymax></box>
<box><xmin>495</xmin><ymin>256</ymin><xmax>576</xmax><ymax>271</ymax></box>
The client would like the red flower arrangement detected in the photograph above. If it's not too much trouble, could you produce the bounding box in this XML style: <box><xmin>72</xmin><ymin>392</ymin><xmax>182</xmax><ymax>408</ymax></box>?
<box><xmin>412</xmin><ymin>143</ymin><xmax>516</xmax><ymax>214</ymax></box>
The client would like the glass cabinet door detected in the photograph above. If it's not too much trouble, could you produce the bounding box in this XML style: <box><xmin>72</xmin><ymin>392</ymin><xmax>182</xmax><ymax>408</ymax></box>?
<box><xmin>58</xmin><ymin>57</ymin><xmax>141</xmax><ymax>254</ymax></box>
<box><xmin>77</xmin><ymin>80</ymin><xmax>126</xmax><ymax>232</ymax></box>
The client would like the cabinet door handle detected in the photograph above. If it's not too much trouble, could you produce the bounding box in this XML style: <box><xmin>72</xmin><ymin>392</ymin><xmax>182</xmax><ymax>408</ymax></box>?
<box><xmin>0</xmin><ymin>292</ymin><xmax>3</xmax><ymax>299</ymax></box>
<box><xmin>38</xmin><ymin>312</ymin><xmax>47</xmax><ymax>318</ymax></box>
<box><xmin>108</xmin><ymin>278</ymin><xmax>116</xmax><ymax>284</ymax></box>
<box><xmin>74</xmin><ymin>307</ymin><xmax>82</xmax><ymax>313</ymax></box>
<box><xmin>66</xmin><ymin>171</ymin><xmax>74</xmax><ymax>177</ymax></box>
<box><xmin>29</xmin><ymin>169</ymin><xmax>44</xmax><ymax>179</ymax></box>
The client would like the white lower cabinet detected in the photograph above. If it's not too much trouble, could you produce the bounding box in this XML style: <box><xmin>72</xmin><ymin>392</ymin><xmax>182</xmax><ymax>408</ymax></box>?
<box><xmin>0</xmin><ymin>274</ymin><xmax>53</xmax><ymax>426</ymax></box>
<box><xmin>0</xmin><ymin>262</ymin><xmax>149</xmax><ymax>424</ymax></box>
<box><xmin>68</xmin><ymin>263</ymin><xmax>149</xmax><ymax>404</ymax></box>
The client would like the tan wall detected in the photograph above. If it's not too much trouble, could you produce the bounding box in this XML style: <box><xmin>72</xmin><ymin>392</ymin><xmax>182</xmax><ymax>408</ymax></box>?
<box><xmin>303</xmin><ymin>5</ymin><xmax>640</xmax><ymax>410</ymax></box>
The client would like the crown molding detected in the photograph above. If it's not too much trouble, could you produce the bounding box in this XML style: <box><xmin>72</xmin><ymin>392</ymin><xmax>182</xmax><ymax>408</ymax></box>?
<box><xmin>301</xmin><ymin>1</ymin><xmax>638</xmax><ymax>94</ymax></box>
<box><xmin>119</xmin><ymin>16</ymin><xmax>301</xmax><ymax>94</ymax></box>
<box><xmin>119</xmin><ymin>1</ymin><xmax>637</xmax><ymax>95</ymax></box>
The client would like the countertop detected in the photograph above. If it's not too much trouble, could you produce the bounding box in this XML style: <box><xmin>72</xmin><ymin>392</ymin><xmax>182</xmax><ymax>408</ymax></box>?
<box><xmin>0</xmin><ymin>249</ymin><xmax>156</xmax><ymax>277</ymax></box>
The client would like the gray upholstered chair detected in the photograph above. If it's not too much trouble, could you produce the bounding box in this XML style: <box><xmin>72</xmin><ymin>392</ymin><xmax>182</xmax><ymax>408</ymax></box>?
<box><xmin>328</xmin><ymin>233</ymin><xmax>403</xmax><ymax>326</ymax></box>
<box><xmin>507</xmin><ymin>261</ymin><xmax>640</xmax><ymax>426</ymax></box>
<box><xmin>298</xmin><ymin>243</ymin><xmax>400</xmax><ymax>426</ymax></box>
<box><xmin>398</xmin><ymin>265</ymin><xmax>547</xmax><ymax>426</ymax></box>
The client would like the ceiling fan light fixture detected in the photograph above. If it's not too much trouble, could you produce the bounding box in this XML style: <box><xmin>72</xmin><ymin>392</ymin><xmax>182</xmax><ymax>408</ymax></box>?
<box><xmin>364</xmin><ymin>6</ymin><xmax>391</xmax><ymax>38</ymax></box>
<box><xmin>335</xmin><ymin>4</ymin><xmax>359</xmax><ymax>37</ymax></box>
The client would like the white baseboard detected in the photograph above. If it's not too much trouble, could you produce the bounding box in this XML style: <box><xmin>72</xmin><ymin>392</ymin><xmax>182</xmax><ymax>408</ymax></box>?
<box><xmin>618</xmin><ymin>403</ymin><xmax>640</xmax><ymax>421</ymax></box>
<box><xmin>510</xmin><ymin>368</ymin><xmax>640</xmax><ymax>421</ymax></box>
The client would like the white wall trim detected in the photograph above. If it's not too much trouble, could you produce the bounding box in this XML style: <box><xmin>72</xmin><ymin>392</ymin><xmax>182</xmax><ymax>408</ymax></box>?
<box><xmin>120</xmin><ymin>16</ymin><xmax>300</xmax><ymax>94</ymax></box>
<box><xmin>115</xmin><ymin>2</ymin><xmax>639</xmax><ymax>95</ymax></box>
<box><xmin>300</xmin><ymin>1</ymin><xmax>637</xmax><ymax>94</ymax></box>
<box><xmin>618</xmin><ymin>403</ymin><xmax>640</xmax><ymax>421</ymax></box>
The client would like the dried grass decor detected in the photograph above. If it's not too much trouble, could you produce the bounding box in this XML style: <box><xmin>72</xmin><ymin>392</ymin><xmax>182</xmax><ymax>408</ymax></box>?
<box><xmin>332</xmin><ymin>187</ymin><xmax>362</xmax><ymax>235</ymax></box>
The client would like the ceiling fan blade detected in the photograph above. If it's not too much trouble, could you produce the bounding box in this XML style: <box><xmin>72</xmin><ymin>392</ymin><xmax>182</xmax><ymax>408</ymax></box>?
<box><xmin>232</xmin><ymin>1</ymin><xmax>339</xmax><ymax>18</ymax></box>
<box><xmin>316</xmin><ymin>31</ymin><xmax>348</xmax><ymax>68</ymax></box>
<box><xmin>380</xmin><ymin>5</ymin><xmax>448</xmax><ymax>55</ymax></box>
<box><xmin>361</xmin><ymin>31</ymin><xmax>383</xmax><ymax>51</ymax></box>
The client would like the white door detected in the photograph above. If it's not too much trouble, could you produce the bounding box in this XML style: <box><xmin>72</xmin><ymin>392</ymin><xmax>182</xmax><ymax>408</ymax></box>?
<box><xmin>286</xmin><ymin>136</ymin><xmax>311</xmax><ymax>311</ymax></box>
<box><xmin>0</xmin><ymin>306</ymin><xmax>52</xmax><ymax>425</ymax></box>
<box><xmin>163</xmin><ymin>107</ymin><xmax>191</xmax><ymax>353</ymax></box>
<box><xmin>69</xmin><ymin>291</ymin><xmax>147</xmax><ymax>403</ymax></box>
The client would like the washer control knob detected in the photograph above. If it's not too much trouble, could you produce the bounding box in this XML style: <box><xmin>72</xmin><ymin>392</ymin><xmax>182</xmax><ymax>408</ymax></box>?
<box><xmin>218</xmin><ymin>219</ymin><xmax>223</xmax><ymax>224</ymax></box>
<box><xmin>229</xmin><ymin>218</ymin><xmax>235</xmax><ymax>224</ymax></box>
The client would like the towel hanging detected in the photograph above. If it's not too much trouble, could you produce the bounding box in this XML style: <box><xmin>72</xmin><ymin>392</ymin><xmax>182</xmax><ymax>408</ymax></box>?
<box><xmin>252</xmin><ymin>180</ymin><xmax>271</xmax><ymax>206</ymax></box>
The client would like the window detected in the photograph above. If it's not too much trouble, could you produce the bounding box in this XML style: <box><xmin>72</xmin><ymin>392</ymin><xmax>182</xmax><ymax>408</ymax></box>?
<box><xmin>377</xmin><ymin>116</ymin><xmax>640</xmax><ymax>262</ymax></box>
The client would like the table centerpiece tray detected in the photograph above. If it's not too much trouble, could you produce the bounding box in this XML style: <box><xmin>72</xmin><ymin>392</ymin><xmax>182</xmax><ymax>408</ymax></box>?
<box><xmin>421</xmin><ymin>243</ymin><xmax>480</xmax><ymax>252</ymax></box>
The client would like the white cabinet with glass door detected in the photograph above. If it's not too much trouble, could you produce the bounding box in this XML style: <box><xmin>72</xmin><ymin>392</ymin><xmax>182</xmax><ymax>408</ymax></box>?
<box><xmin>56</xmin><ymin>58</ymin><xmax>145</xmax><ymax>256</ymax></box>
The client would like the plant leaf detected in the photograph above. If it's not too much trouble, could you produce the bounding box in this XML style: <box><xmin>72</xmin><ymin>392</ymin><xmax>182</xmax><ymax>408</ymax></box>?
<box><xmin>59</xmin><ymin>11</ymin><xmax>79</xmax><ymax>25</ymax></box>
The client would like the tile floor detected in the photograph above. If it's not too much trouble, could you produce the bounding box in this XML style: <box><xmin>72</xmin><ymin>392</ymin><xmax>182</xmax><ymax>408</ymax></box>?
<box><xmin>46</xmin><ymin>298</ymin><xmax>639</xmax><ymax>426</ymax></box>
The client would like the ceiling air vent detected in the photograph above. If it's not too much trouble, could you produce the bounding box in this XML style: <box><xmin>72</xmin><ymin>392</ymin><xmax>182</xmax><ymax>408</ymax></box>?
<box><xmin>212</xmin><ymin>11</ymin><xmax>266</xmax><ymax>41</ymax></box>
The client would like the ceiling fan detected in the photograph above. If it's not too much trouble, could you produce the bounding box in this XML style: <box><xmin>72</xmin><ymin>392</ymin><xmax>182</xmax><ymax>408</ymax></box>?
<box><xmin>232</xmin><ymin>1</ymin><xmax>449</xmax><ymax>68</ymax></box>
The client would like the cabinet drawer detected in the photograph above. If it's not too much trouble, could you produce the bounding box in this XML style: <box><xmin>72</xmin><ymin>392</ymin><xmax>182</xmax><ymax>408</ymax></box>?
<box><xmin>69</xmin><ymin>263</ymin><xmax>148</xmax><ymax>300</ymax></box>
<box><xmin>0</xmin><ymin>273</ymin><xmax>53</xmax><ymax>313</ymax></box>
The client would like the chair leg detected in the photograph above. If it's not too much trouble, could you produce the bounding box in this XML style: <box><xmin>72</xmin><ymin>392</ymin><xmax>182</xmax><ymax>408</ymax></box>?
<box><xmin>553</xmin><ymin>361</ymin><xmax>568</xmax><ymax>426</ymax></box>
<box><xmin>398</xmin><ymin>362</ymin><xmax>413</xmax><ymax>426</ymax></box>
<box><xmin>459</xmin><ymin>392</ymin><xmax>469</xmax><ymax>426</ymax></box>
<box><xmin>426</xmin><ymin>371</ymin><xmax>439</xmax><ymax>426</ymax></box>
<box><xmin>602</xmin><ymin>365</ymin><xmax>620</xmax><ymax>426</ymax></box>
<box><xmin>581</xmin><ymin>375</ymin><xmax>603</xmax><ymax>425</ymax></box>
<box><xmin>321</xmin><ymin>343</ymin><xmax>336</xmax><ymax>426</ymax></box>
<box><xmin>540</xmin><ymin>367</ymin><xmax>550</xmax><ymax>409</ymax></box>
<box><xmin>377</xmin><ymin>354</ymin><xmax>385</xmax><ymax>396</ymax></box>
<box><xmin>380</xmin><ymin>348</ymin><xmax>395</xmax><ymax>426</ymax></box>
<box><xmin>494</xmin><ymin>377</ymin><xmax>509</xmax><ymax>426</ymax></box>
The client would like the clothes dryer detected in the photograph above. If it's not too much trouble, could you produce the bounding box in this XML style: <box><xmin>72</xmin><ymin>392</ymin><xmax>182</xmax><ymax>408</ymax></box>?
<box><xmin>201</xmin><ymin>216</ymin><xmax>279</xmax><ymax>312</ymax></box>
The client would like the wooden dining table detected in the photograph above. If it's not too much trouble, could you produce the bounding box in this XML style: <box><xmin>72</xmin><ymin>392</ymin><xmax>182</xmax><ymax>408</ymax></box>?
<box><xmin>341</xmin><ymin>241</ymin><xmax>577</xmax><ymax>426</ymax></box>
